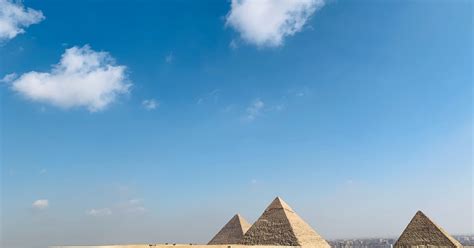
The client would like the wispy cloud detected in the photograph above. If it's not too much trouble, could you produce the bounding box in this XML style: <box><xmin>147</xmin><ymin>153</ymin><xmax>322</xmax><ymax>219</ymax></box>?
<box><xmin>244</xmin><ymin>98</ymin><xmax>265</xmax><ymax>121</ymax></box>
<box><xmin>142</xmin><ymin>99</ymin><xmax>159</xmax><ymax>110</ymax></box>
<box><xmin>10</xmin><ymin>45</ymin><xmax>130</xmax><ymax>112</ymax></box>
<box><xmin>165</xmin><ymin>52</ymin><xmax>174</xmax><ymax>63</ymax></box>
<box><xmin>226</xmin><ymin>0</ymin><xmax>324</xmax><ymax>47</ymax></box>
<box><xmin>128</xmin><ymin>199</ymin><xmax>141</xmax><ymax>205</ymax></box>
<box><xmin>86</xmin><ymin>196</ymin><xmax>145</xmax><ymax>217</ymax></box>
<box><xmin>32</xmin><ymin>199</ymin><xmax>48</xmax><ymax>210</ymax></box>
<box><xmin>229</xmin><ymin>39</ymin><xmax>239</xmax><ymax>50</ymax></box>
<box><xmin>273</xmin><ymin>104</ymin><xmax>286</xmax><ymax>112</ymax></box>
<box><xmin>0</xmin><ymin>0</ymin><xmax>45</xmax><ymax>41</ymax></box>
<box><xmin>0</xmin><ymin>73</ymin><xmax>17</xmax><ymax>83</ymax></box>
<box><xmin>288</xmin><ymin>87</ymin><xmax>311</xmax><ymax>97</ymax></box>
<box><xmin>120</xmin><ymin>198</ymin><xmax>146</xmax><ymax>214</ymax></box>
<box><xmin>221</xmin><ymin>104</ymin><xmax>236</xmax><ymax>113</ymax></box>
<box><xmin>197</xmin><ymin>89</ymin><xmax>220</xmax><ymax>105</ymax></box>
<box><xmin>86</xmin><ymin>208</ymin><xmax>112</xmax><ymax>216</ymax></box>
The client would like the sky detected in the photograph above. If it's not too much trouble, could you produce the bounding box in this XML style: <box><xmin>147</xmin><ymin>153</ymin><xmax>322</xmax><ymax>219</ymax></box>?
<box><xmin>0</xmin><ymin>0</ymin><xmax>472</xmax><ymax>247</ymax></box>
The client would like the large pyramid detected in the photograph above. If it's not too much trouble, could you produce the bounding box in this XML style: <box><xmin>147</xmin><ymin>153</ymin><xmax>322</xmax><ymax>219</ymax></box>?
<box><xmin>208</xmin><ymin>214</ymin><xmax>251</xmax><ymax>245</ymax></box>
<box><xmin>394</xmin><ymin>211</ymin><xmax>463</xmax><ymax>248</ymax></box>
<box><xmin>240</xmin><ymin>197</ymin><xmax>330</xmax><ymax>248</ymax></box>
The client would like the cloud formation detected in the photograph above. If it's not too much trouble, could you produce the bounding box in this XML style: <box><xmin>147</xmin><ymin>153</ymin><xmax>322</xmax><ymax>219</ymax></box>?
<box><xmin>0</xmin><ymin>0</ymin><xmax>45</xmax><ymax>41</ymax></box>
<box><xmin>226</xmin><ymin>0</ymin><xmax>324</xmax><ymax>47</ymax></box>
<box><xmin>32</xmin><ymin>199</ymin><xmax>48</xmax><ymax>209</ymax></box>
<box><xmin>11</xmin><ymin>45</ymin><xmax>130</xmax><ymax>112</ymax></box>
<box><xmin>121</xmin><ymin>198</ymin><xmax>146</xmax><ymax>214</ymax></box>
<box><xmin>142</xmin><ymin>99</ymin><xmax>159</xmax><ymax>110</ymax></box>
<box><xmin>245</xmin><ymin>98</ymin><xmax>264</xmax><ymax>121</ymax></box>
<box><xmin>86</xmin><ymin>208</ymin><xmax>112</xmax><ymax>216</ymax></box>
<box><xmin>197</xmin><ymin>89</ymin><xmax>220</xmax><ymax>105</ymax></box>
<box><xmin>0</xmin><ymin>73</ymin><xmax>17</xmax><ymax>83</ymax></box>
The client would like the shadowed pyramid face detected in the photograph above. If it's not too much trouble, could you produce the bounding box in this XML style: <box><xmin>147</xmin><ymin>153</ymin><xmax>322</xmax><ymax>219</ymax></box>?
<box><xmin>241</xmin><ymin>197</ymin><xmax>331</xmax><ymax>248</ymax></box>
<box><xmin>394</xmin><ymin>211</ymin><xmax>463</xmax><ymax>248</ymax></box>
<box><xmin>208</xmin><ymin>214</ymin><xmax>251</xmax><ymax>245</ymax></box>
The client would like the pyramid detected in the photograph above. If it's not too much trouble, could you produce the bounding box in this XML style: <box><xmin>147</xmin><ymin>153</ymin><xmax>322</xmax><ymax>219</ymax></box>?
<box><xmin>240</xmin><ymin>197</ymin><xmax>331</xmax><ymax>248</ymax></box>
<box><xmin>394</xmin><ymin>211</ymin><xmax>463</xmax><ymax>248</ymax></box>
<box><xmin>208</xmin><ymin>214</ymin><xmax>251</xmax><ymax>245</ymax></box>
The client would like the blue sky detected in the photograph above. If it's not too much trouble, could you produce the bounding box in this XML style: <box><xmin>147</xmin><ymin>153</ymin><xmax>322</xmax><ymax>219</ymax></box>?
<box><xmin>0</xmin><ymin>0</ymin><xmax>472</xmax><ymax>248</ymax></box>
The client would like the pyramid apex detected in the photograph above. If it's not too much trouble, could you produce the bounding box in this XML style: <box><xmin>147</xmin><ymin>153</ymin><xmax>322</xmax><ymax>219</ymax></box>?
<box><xmin>241</xmin><ymin>197</ymin><xmax>330</xmax><ymax>247</ymax></box>
<box><xmin>265</xmin><ymin>196</ymin><xmax>294</xmax><ymax>212</ymax></box>
<box><xmin>234</xmin><ymin>214</ymin><xmax>248</xmax><ymax>224</ymax></box>
<box><xmin>274</xmin><ymin>196</ymin><xmax>287</xmax><ymax>203</ymax></box>
<box><xmin>413</xmin><ymin>210</ymin><xmax>426</xmax><ymax>218</ymax></box>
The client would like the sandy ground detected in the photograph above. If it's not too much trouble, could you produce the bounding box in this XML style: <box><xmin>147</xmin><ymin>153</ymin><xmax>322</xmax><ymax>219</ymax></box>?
<box><xmin>52</xmin><ymin>245</ymin><xmax>300</xmax><ymax>248</ymax></box>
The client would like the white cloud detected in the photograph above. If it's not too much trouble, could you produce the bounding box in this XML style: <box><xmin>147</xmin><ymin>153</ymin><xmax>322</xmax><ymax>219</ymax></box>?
<box><xmin>11</xmin><ymin>45</ymin><xmax>130</xmax><ymax>112</ymax></box>
<box><xmin>142</xmin><ymin>99</ymin><xmax>159</xmax><ymax>110</ymax></box>
<box><xmin>86</xmin><ymin>208</ymin><xmax>112</xmax><ymax>216</ymax></box>
<box><xmin>0</xmin><ymin>73</ymin><xmax>17</xmax><ymax>83</ymax></box>
<box><xmin>32</xmin><ymin>199</ymin><xmax>48</xmax><ymax>209</ymax></box>
<box><xmin>226</xmin><ymin>0</ymin><xmax>324</xmax><ymax>47</ymax></box>
<box><xmin>245</xmin><ymin>98</ymin><xmax>264</xmax><ymax>121</ymax></box>
<box><xmin>0</xmin><ymin>0</ymin><xmax>45</xmax><ymax>41</ymax></box>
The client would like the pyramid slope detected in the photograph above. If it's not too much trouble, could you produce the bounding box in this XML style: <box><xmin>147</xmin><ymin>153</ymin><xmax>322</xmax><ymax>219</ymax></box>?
<box><xmin>394</xmin><ymin>211</ymin><xmax>463</xmax><ymax>248</ymax></box>
<box><xmin>241</xmin><ymin>197</ymin><xmax>330</xmax><ymax>248</ymax></box>
<box><xmin>208</xmin><ymin>214</ymin><xmax>251</xmax><ymax>245</ymax></box>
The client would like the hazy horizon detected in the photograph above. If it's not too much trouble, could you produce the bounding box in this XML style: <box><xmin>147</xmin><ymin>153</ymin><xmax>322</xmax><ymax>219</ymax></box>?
<box><xmin>1</xmin><ymin>0</ymin><xmax>472</xmax><ymax>248</ymax></box>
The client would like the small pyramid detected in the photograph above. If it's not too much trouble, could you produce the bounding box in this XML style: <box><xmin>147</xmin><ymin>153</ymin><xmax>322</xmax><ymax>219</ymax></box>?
<box><xmin>240</xmin><ymin>197</ymin><xmax>331</xmax><ymax>248</ymax></box>
<box><xmin>208</xmin><ymin>214</ymin><xmax>251</xmax><ymax>245</ymax></box>
<box><xmin>394</xmin><ymin>211</ymin><xmax>463</xmax><ymax>248</ymax></box>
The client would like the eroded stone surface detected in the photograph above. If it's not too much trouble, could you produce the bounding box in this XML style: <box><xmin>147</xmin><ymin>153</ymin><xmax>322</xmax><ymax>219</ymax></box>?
<box><xmin>394</xmin><ymin>211</ymin><xmax>463</xmax><ymax>248</ymax></box>
<box><xmin>240</xmin><ymin>197</ymin><xmax>331</xmax><ymax>248</ymax></box>
<box><xmin>208</xmin><ymin>214</ymin><xmax>251</xmax><ymax>245</ymax></box>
